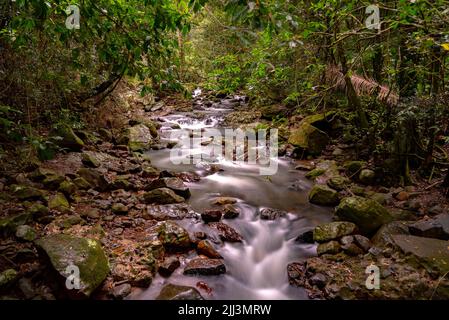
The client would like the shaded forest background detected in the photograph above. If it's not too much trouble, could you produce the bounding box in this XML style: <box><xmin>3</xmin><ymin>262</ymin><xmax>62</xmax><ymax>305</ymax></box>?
<box><xmin>1</xmin><ymin>0</ymin><xmax>449</xmax><ymax>187</ymax></box>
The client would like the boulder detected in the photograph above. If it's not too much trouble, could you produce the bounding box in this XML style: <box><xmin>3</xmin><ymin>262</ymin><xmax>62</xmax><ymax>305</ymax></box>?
<box><xmin>145</xmin><ymin>178</ymin><xmax>191</xmax><ymax>199</ymax></box>
<box><xmin>48</xmin><ymin>193</ymin><xmax>70</xmax><ymax>212</ymax></box>
<box><xmin>81</xmin><ymin>151</ymin><xmax>102</xmax><ymax>168</ymax></box>
<box><xmin>327</xmin><ymin>176</ymin><xmax>349</xmax><ymax>191</ymax></box>
<box><xmin>335</xmin><ymin>196</ymin><xmax>392</xmax><ymax>235</ymax></box>
<box><xmin>201</xmin><ymin>210</ymin><xmax>222</xmax><ymax>223</ymax></box>
<box><xmin>392</xmin><ymin>235</ymin><xmax>449</xmax><ymax>275</ymax></box>
<box><xmin>0</xmin><ymin>269</ymin><xmax>18</xmax><ymax>291</ymax></box>
<box><xmin>124</xmin><ymin>124</ymin><xmax>154</xmax><ymax>152</ymax></box>
<box><xmin>344</xmin><ymin>161</ymin><xmax>366</xmax><ymax>177</ymax></box>
<box><xmin>0</xmin><ymin>212</ymin><xmax>32</xmax><ymax>235</ymax></box>
<box><xmin>158</xmin><ymin>256</ymin><xmax>181</xmax><ymax>277</ymax></box>
<box><xmin>317</xmin><ymin>241</ymin><xmax>341</xmax><ymax>256</ymax></box>
<box><xmin>156</xmin><ymin>283</ymin><xmax>203</xmax><ymax>300</ymax></box>
<box><xmin>208</xmin><ymin>222</ymin><xmax>243</xmax><ymax>242</ymax></box>
<box><xmin>35</xmin><ymin>234</ymin><xmax>109</xmax><ymax>297</ymax></box>
<box><xmin>288</xmin><ymin>122</ymin><xmax>329</xmax><ymax>156</ymax></box>
<box><xmin>15</xmin><ymin>225</ymin><xmax>37</xmax><ymax>241</ymax></box>
<box><xmin>223</xmin><ymin>204</ymin><xmax>240</xmax><ymax>219</ymax></box>
<box><xmin>313</xmin><ymin>222</ymin><xmax>357</xmax><ymax>243</ymax></box>
<box><xmin>197</xmin><ymin>240</ymin><xmax>222</xmax><ymax>259</ymax></box>
<box><xmin>52</xmin><ymin>125</ymin><xmax>84</xmax><ymax>152</ymax></box>
<box><xmin>259</xmin><ymin>208</ymin><xmax>287</xmax><ymax>220</ymax></box>
<box><xmin>359</xmin><ymin>169</ymin><xmax>376</xmax><ymax>185</ymax></box>
<box><xmin>157</xmin><ymin>221</ymin><xmax>191</xmax><ymax>251</ymax></box>
<box><xmin>76</xmin><ymin>168</ymin><xmax>109</xmax><ymax>192</ymax></box>
<box><xmin>183</xmin><ymin>258</ymin><xmax>226</xmax><ymax>276</ymax></box>
<box><xmin>13</xmin><ymin>185</ymin><xmax>46</xmax><ymax>201</ymax></box>
<box><xmin>143</xmin><ymin>188</ymin><xmax>185</xmax><ymax>204</ymax></box>
<box><xmin>308</xmin><ymin>185</ymin><xmax>339</xmax><ymax>206</ymax></box>
<box><xmin>112</xmin><ymin>283</ymin><xmax>131</xmax><ymax>300</ymax></box>
<box><xmin>409</xmin><ymin>214</ymin><xmax>449</xmax><ymax>240</ymax></box>
<box><xmin>372</xmin><ymin>221</ymin><xmax>411</xmax><ymax>246</ymax></box>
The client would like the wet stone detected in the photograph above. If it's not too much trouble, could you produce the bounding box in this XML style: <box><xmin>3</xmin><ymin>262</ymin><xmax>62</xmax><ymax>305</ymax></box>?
<box><xmin>158</xmin><ymin>256</ymin><xmax>181</xmax><ymax>277</ymax></box>
<box><xmin>183</xmin><ymin>258</ymin><xmax>226</xmax><ymax>276</ymax></box>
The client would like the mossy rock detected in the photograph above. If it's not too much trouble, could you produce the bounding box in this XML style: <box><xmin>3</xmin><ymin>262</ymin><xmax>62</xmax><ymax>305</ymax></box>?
<box><xmin>125</xmin><ymin>124</ymin><xmax>155</xmax><ymax>152</ymax></box>
<box><xmin>52</xmin><ymin>125</ymin><xmax>85</xmax><ymax>152</ymax></box>
<box><xmin>313</xmin><ymin>222</ymin><xmax>357</xmax><ymax>243</ymax></box>
<box><xmin>35</xmin><ymin>234</ymin><xmax>110</xmax><ymax>297</ymax></box>
<box><xmin>0</xmin><ymin>269</ymin><xmax>18</xmax><ymax>291</ymax></box>
<box><xmin>308</xmin><ymin>185</ymin><xmax>340</xmax><ymax>206</ymax></box>
<box><xmin>359</xmin><ymin>169</ymin><xmax>376</xmax><ymax>185</ymax></box>
<box><xmin>335</xmin><ymin>196</ymin><xmax>393</xmax><ymax>235</ymax></box>
<box><xmin>327</xmin><ymin>176</ymin><xmax>350</xmax><ymax>191</ymax></box>
<box><xmin>344</xmin><ymin>161</ymin><xmax>366</xmax><ymax>177</ymax></box>
<box><xmin>15</xmin><ymin>225</ymin><xmax>37</xmax><ymax>241</ymax></box>
<box><xmin>12</xmin><ymin>185</ymin><xmax>47</xmax><ymax>202</ymax></box>
<box><xmin>157</xmin><ymin>221</ymin><xmax>191</xmax><ymax>251</ymax></box>
<box><xmin>58</xmin><ymin>180</ymin><xmax>78</xmax><ymax>197</ymax></box>
<box><xmin>73</xmin><ymin>177</ymin><xmax>92</xmax><ymax>190</ymax></box>
<box><xmin>305</xmin><ymin>169</ymin><xmax>326</xmax><ymax>180</ymax></box>
<box><xmin>76</xmin><ymin>168</ymin><xmax>109</xmax><ymax>192</ymax></box>
<box><xmin>143</xmin><ymin>188</ymin><xmax>185</xmax><ymax>204</ymax></box>
<box><xmin>156</xmin><ymin>283</ymin><xmax>203</xmax><ymax>300</ymax></box>
<box><xmin>0</xmin><ymin>212</ymin><xmax>33</xmax><ymax>235</ymax></box>
<box><xmin>48</xmin><ymin>193</ymin><xmax>70</xmax><ymax>212</ymax></box>
<box><xmin>288</xmin><ymin>122</ymin><xmax>329</xmax><ymax>156</ymax></box>
<box><xmin>317</xmin><ymin>241</ymin><xmax>341</xmax><ymax>256</ymax></box>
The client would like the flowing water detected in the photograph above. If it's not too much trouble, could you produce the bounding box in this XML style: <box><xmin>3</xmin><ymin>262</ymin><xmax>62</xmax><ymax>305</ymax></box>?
<box><xmin>134</xmin><ymin>92</ymin><xmax>332</xmax><ymax>300</ymax></box>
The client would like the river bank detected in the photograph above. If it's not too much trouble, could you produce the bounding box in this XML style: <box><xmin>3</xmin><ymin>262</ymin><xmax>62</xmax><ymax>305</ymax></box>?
<box><xmin>1</xmin><ymin>81</ymin><xmax>448</xmax><ymax>300</ymax></box>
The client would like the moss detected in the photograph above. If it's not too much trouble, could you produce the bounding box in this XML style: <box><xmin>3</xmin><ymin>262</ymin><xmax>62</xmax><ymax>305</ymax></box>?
<box><xmin>308</xmin><ymin>184</ymin><xmax>340</xmax><ymax>206</ymax></box>
<box><xmin>305</xmin><ymin>168</ymin><xmax>326</xmax><ymax>180</ymax></box>
<box><xmin>35</xmin><ymin>234</ymin><xmax>110</xmax><ymax>297</ymax></box>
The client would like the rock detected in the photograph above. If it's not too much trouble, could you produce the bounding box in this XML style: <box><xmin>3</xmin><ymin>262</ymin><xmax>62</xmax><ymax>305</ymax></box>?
<box><xmin>353</xmin><ymin>235</ymin><xmax>372</xmax><ymax>252</ymax></box>
<box><xmin>0</xmin><ymin>212</ymin><xmax>32</xmax><ymax>235</ymax></box>
<box><xmin>317</xmin><ymin>241</ymin><xmax>341</xmax><ymax>256</ymax></box>
<box><xmin>58</xmin><ymin>180</ymin><xmax>77</xmax><ymax>198</ymax></box>
<box><xmin>42</xmin><ymin>174</ymin><xmax>66</xmax><ymax>190</ymax></box>
<box><xmin>81</xmin><ymin>152</ymin><xmax>101</xmax><ymax>168</ymax></box>
<box><xmin>309</xmin><ymin>273</ymin><xmax>327</xmax><ymax>289</ymax></box>
<box><xmin>143</xmin><ymin>188</ymin><xmax>185</xmax><ymax>204</ymax></box>
<box><xmin>111</xmin><ymin>203</ymin><xmax>128</xmax><ymax>215</ymax></box>
<box><xmin>184</xmin><ymin>258</ymin><xmax>226</xmax><ymax>276</ymax></box>
<box><xmin>142</xmin><ymin>166</ymin><xmax>160</xmax><ymax>178</ymax></box>
<box><xmin>0</xmin><ymin>269</ymin><xmax>18</xmax><ymax>290</ymax></box>
<box><xmin>295</xmin><ymin>160</ymin><xmax>316</xmax><ymax>171</ymax></box>
<box><xmin>52</xmin><ymin>125</ymin><xmax>85</xmax><ymax>151</ymax></box>
<box><xmin>201</xmin><ymin>210</ymin><xmax>222</xmax><ymax>223</ymax></box>
<box><xmin>372</xmin><ymin>221</ymin><xmax>411</xmax><ymax>246</ymax></box>
<box><xmin>335</xmin><ymin>196</ymin><xmax>393</xmax><ymax>235</ymax></box>
<box><xmin>98</xmin><ymin>128</ymin><xmax>113</xmax><ymax>142</ymax></box>
<box><xmin>341</xmin><ymin>243</ymin><xmax>364</xmax><ymax>256</ymax></box>
<box><xmin>392</xmin><ymin>235</ymin><xmax>449</xmax><ymax>275</ymax></box>
<box><xmin>28</xmin><ymin>203</ymin><xmax>49</xmax><ymax>220</ymax></box>
<box><xmin>158</xmin><ymin>256</ymin><xmax>181</xmax><ymax>277</ymax></box>
<box><xmin>35</xmin><ymin>234</ymin><xmax>109</xmax><ymax>297</ymax></box>
<box><xmin>76</xmin><ymin>168</ymin><xmax>109</xmax><ymax>192</ymax></box>
<box><xmin>197</xmin><ymin>240</ymin><xmax>222</xmax><ymax>259</ymax></box>
<box><xmin>409</xmin><ymin>214</ymin><xmax>449</xmax><ymax>240</ymax></box>
<box><xmin>15</xmin><ymin>225</ymin><xmax>36</xmax><ymax>241</ymax></box>
<box><xmin>395</xmin><ymin>191</ymin><xmax>410</xmax><ymax>201</ymax></box>
<box><xmin>340</xmin><ymin>235</ymin><xmax>354</xmax><ymax>246</ymax></box>
<box><xmin>145</xmin><ymin>178</ymin><xmax>191</xmax><ymax>199</ymax></box>
<box><xmin>13</xmin><ymin>185</ymin><xmax>46</xmax><ymax>201</ymax></box>
<box><xmin>313</xmin><ymin>222</ymin><xmax>357</xmax><ymax>243</ymax></box>
<box><xmin>259</xmin><ymin>208</ymin><xmax>287</xmax><ymax>220</ymax></box>
<box><xmin>308</xmin><ymin>185</ymin><xmax>339</xmax><ymax>206</ymax></box>
<box><xmin>288</xmin><ymin>116</ymin><xmax>329</xmax><ymax>155</ymax></box>
<box><xmin>112</xmin><ymin>283</ymin><xmax>131</xmax><ymax>300</ymax></box>
<box><xmin>208</xmin><ymin>222</ymin><xmax>243</xmax><ymax>242</ymax></box>
<box><xmin>111</xmin><ymin>176</ymin><xmax>133</xmax><ymax>191</ymax></box>
<box><xmin>157</xmin><ymin>221</ymin><xmax>191</xmax><ymax>251</ymax></box>
<box><xmin>428</xmin><ymin>205</ymin><xmax>444</xmax><ymax>215</ymax></box>
<box><xmin>370</xmin><ymin>193</ymin><xmax>390</xmax><ymax>205</ymax></box>
<box><xmin>344</xmin><ymin>161</ymin><xmax>366</xmax><ymax>177</ymax></box>
<box><xmin>295</xmin><ymin>229</ymin><xmax>314</xmax><ymax>244</ymax></box>
<box><xmin>125</xmin><ymin>124</ymin><xmax>154</xmax><ymax>152</ymax></box>
<box><xmin>211</xmin><ymin>197</ymin><xmax>237</xmax><ymax>205</ymax></box>
<box><xmin>327</xmin><ymin>176</ymin><xmax>349</xmax><ymax>191</ymax></box>
<box><xmin>305</xmin><ymin>169</ymin><xmax>326</xmax><ymax>180</ymax></box>
<box><xmin>156</xmin><ymin>283</ymin><xmax>203</xmax><ymax>300</ymax></box>
<box><xmin>48</xmin><ymin>193</ymin><xmax>70</xmax><ymax>212</ymax></box>
<box><xmin>145</xmin><ymin>204</ymin><xmax>197</xmax><ymax>221</ymax></box>
<box><xmin>73</xmin><ymin>177</ymin><xmax>91</xmax><ymax>190</ymax></box>
<box><xmin>18</xmin><ymin>278</ymin><xmax>36</xmax><ymax>299</ymax></box>
<box><xmin>359</xmin><ymin>169</ymin><xmax>376</xmax><ymax>185</ymax></box>
<box><xmin>223</xmin><ymin>204</ymin><xmax>239</xmax><ymax>219</ymax></box>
